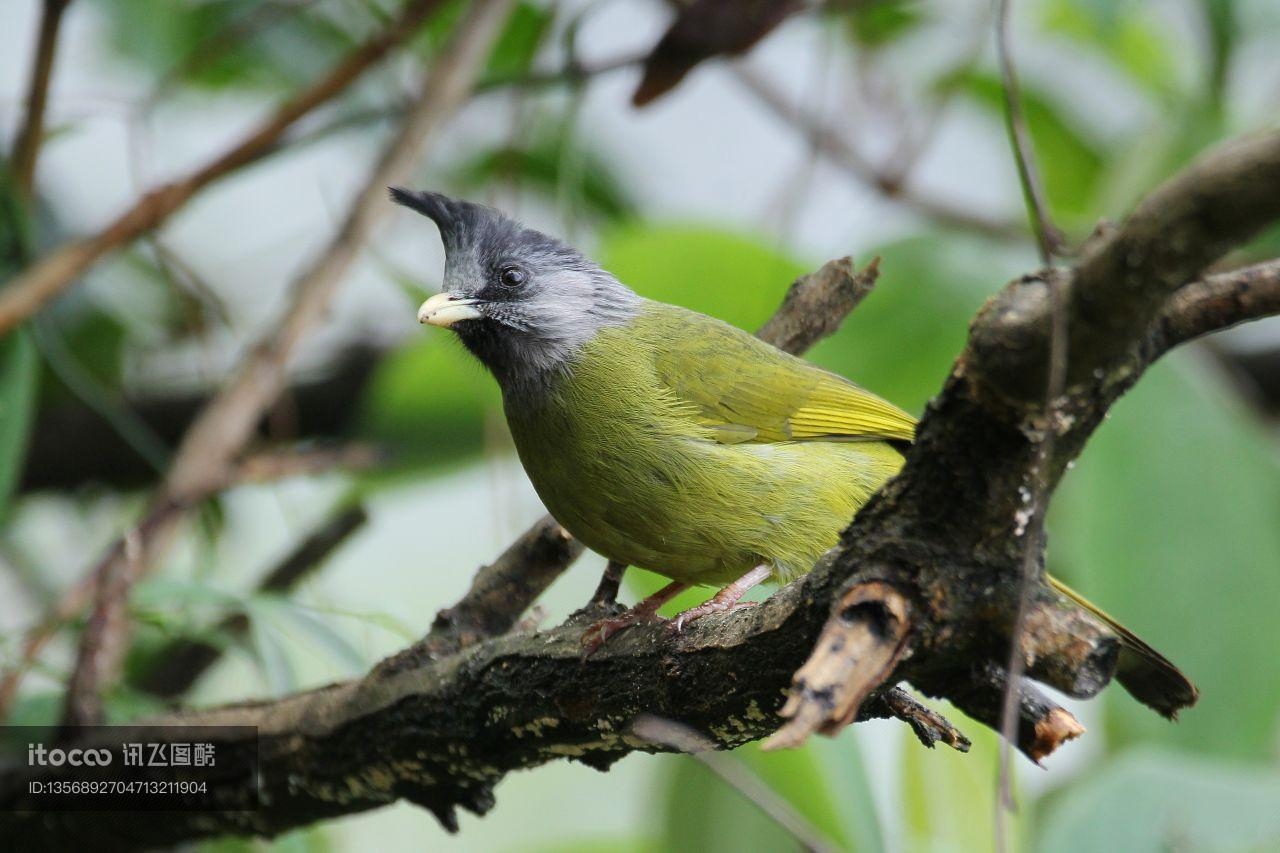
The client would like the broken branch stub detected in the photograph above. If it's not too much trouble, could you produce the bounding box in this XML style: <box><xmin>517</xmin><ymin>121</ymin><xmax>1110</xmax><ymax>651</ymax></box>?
<box><xmin>764</xmin><ymin>581</ymin><xmax>913</xmax><ymax>750</ymax></box>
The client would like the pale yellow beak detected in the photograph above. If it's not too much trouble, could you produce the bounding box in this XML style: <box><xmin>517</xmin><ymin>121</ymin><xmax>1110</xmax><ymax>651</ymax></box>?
<box><xmin>418</xmin><ymin>292</ymin><xmax>483</xmax><ymax>327</ymax></box>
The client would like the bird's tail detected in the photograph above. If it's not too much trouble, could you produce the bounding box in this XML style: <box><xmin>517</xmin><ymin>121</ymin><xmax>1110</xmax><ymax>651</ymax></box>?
<box><xmin>1047</xmin><ymin>576</ymin><xmax>1199</xmax><ymax>718</ymax></box>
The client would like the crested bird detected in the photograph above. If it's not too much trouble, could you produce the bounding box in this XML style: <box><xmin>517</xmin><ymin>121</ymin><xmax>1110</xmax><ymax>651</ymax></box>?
<box><xmin>390</xmin><ymin>189</ymin><xmax>1196</xmax><ymax>716</ymax></box>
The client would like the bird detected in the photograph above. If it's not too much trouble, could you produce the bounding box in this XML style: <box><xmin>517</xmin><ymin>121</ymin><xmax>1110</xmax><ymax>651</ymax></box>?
<box><xmin>390</xmin><ymin>188</ymin><xmax>1197</xmax><ymax>715</ymax></box>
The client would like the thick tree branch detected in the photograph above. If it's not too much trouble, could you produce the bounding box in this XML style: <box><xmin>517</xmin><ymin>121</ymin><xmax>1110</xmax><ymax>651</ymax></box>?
<box><xmin>0</xmin><ymin>0</ymin><xmax>446</xmax><ymax>335</ymax></box>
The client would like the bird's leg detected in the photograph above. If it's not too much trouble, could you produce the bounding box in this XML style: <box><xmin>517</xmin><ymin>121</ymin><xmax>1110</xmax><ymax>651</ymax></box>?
<box><xmin>587</xmin><ymin>560</ymin><xmax>627</xmax><ymax>609</ymax></box>
<box><xmin>581</xmin><ymin>579</ymin><xmax>688</xmax><ymax>656</ymax></box>
<box><xmin>668</xmin><ymin>565</ymin><xmax>773</xmax><ymax>634</ymax></box>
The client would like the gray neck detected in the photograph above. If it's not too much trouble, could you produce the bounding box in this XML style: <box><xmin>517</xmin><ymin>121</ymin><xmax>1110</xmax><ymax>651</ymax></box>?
<box><xmin>459</xmin><ymin>272</ymin><xmax>641</xmax><ymax>398</ymax></box>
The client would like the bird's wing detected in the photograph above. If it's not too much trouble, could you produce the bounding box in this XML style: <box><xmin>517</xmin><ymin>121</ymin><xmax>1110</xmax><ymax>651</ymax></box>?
<box><xmin>647</xmin><ymin>303</ymin><xmax>916</xmax><ymax>444</ymax></box>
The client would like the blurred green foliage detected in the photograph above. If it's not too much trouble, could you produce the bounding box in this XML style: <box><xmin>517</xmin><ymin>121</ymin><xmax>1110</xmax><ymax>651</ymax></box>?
<box><xmin>0</xmin><ymin>330</ymin><xmax>37</xmax><ymax>518</ymax></box>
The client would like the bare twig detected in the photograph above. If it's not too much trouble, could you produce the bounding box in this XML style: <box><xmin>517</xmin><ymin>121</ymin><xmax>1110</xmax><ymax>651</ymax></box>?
<box><xmin>57</xmin><ymin>522</ymin><xmax>142</xmax><ymax>731</ymax></box>
<box><xmin>134</xmin><ymin>504</ymin><xmax>369</xmax><ymax>699</ymax></box>
<box><xmin>476</xmin><ymin>51</ymin><xmax>647</xmax><ymax>93</ymax></box>
<box><xmin>631</xmin><ymin>716</ymin><xmax>842</xmax><ymax>853</ymax></box>
<box><xmin>0</xmin><ymin>0</ymin><xmax>446</xmax><ymax>335</ymax></box>
<box><xmin>1149</xmin><ymin>259</ymin><xmax>1280</xmax><ymax>356</ymax></box>
<box><xmin>733</xmin><ymin>66</ymin><xmax>1025</xmax><ymax>242</ymax></box>
<box><xmin>53</xmin><ymin>0</ymin><xmax>515</xmax><ymax>732</ymax></box>
<box><xmin>993</xmin><ymin>0</ymin><xmax>1062</xmax><ymax>262</ymax></box>
<box><xmin>996</xmin><ymin>266</ymin><xmax>1067</xmax><ymax>839</ymax></box>
<box><xmin>399</xmin><ymin>516</ymin><xmax>584</xmax><ymax>662</ymax></box>
<box><xmin>992</xmin><ymin>4</ymin><xmax>1075</xmax><ymax>814</ymax></box>
<box><xmin>234</xmin><ymin>443</ymin><xmax>382</xmax><ymax>483</ymax></box>
<box><xmin>10</xmin><ymin>0</ymin><xmax>72</xmax><ymax>197</ymax></box>
<box><xmin>880</xmin><ymin>689</ymin><xmax>971</xmax><ymax>752</ymax></box>
<box><xmin>755</xmin><ymin>256</ymin><xmax>880</xmax><ymax>352</ymax></box>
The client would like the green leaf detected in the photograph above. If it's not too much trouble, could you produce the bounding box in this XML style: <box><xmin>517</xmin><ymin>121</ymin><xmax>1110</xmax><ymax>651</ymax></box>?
<box><xmin>356</xmin><ymin>331</ymin><xmax>500</xmax><ymax>476</ymax></box>
<box><xmin>1050</xmin><ymin>358</ymin><xmax>1280</xmax><ymax>758</ymax></box>
<box><xmin>417</xmin><ymin>0</ymin><xmax>551</xmax><ymax>79</ymax></box>
<box><xmin>94</xmin><ymin>0</ymin><xmax>355</xmax><ymax>92</ymax></box>
<box><xmin>484</xmin><ymin>1</ymin><xmax>553</xmax><ymax>79</ymax></box>
<box><xmin>1036</xmin><ymin>749</ymin><xmax>1280</xmax><ymax>853</ymax></box>
<box><xmin>598</xmin><ymin>224</ymin><xmax>808</xmax><ymax>329</ymax></box>
<box><xmin>1040</xmin><ymin>0</ymin><xmax>1181</xmax><ymax>100</ymax></box>
<box><xmin>261</xmin><ymin>597</ymin><xmax>368</xmax><ymax>675</ymax></box>
<box><xmin>900</xmin><ymin>713</ymin><xmax>1027</xmax><ymax>851</ymax></box>
<box><xmin>0</xmin><ymin>329</ymin><xmax>38</xmax><ymax>517</ymax></box>
<box><xmin>247</xmin><ymin>614</ymin><xmax>298</xmax><ymax>695</ymax></box>
<box><xmin>844</xmin><ymin>0</ymin><xmax>929</xmax><ymax>49</ymax></box>
<box><xmin>937</xmin><ymin>70</ymin><xmax>1106</xmax><ymax>222</ymax></box>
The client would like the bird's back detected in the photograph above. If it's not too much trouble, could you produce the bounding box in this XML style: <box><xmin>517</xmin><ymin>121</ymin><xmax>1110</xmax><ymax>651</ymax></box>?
<box><xmin>504</xmin><ymin>300</ymin><xmax>911</xmax><ymax>586</ymax></box>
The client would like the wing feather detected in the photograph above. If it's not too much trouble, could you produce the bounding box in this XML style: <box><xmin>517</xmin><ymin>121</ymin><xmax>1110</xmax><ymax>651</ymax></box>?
<box><xmin>645</xmin><ymin>302</ymin><xmax>916</xmax><ymax>444</ymax></box>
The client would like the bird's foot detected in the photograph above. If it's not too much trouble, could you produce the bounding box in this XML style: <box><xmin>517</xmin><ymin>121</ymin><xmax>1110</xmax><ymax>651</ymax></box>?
<box><xmin>668</xmin><ymin>599</ymin><xmax>758</xmax><ymax>634</ymax></box>
<box><xmin>580</xmin><ymin>579</ymin><xmax>689</xmax><ymax>657</ymax></box>
<box><xmin>580</xmin><ymin>609</ymin><xmax>667</xmax><ymax>657</ymax></box>
<box><xmin>666</xmin><ymin>565</ymin><xmax>773</xmax><ymax>635</ymax></box>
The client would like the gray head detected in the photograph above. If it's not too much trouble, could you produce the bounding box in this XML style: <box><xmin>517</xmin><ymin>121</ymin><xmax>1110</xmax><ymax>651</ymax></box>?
<box><xmin>390</xmin><ymin>188</ymin><xmax>640</xmax><ymax>391</ymax></box>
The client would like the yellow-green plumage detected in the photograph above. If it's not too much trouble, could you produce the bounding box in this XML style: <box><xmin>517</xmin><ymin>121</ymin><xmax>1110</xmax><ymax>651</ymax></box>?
<box><xmin>505</xmin><ymin>300</ymin><xmax>912</xmax><ymax>586</ymax></box>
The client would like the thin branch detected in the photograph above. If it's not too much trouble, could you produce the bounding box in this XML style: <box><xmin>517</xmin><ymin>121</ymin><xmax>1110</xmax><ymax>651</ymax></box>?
<box><xmin>53</xmin><ymin>0</ymin><xmax>516</xmax><ymax>731</ymax></box>
<box><xmin>993</xmin><ymin>0</ymin><xmax>1062</xmax><ymax>262</ymax></box>
<box><xmin>476</xmin><ymin>51</ymin><xmax>647</xmax><ymax>93</ymax></box>
<box><xmin>10</xmin><ymin>0</ymin><xmax>72</xmax><ymax>197</ymax></box>
<box><xmin>1149</xmin><ymin>259</ymin><xmax>1280</xmax><ymax>356</ymax></box>
<box><xmin>0</xmin><ymin>0</ymin><xmax>447</xmax><ymax>335</ymax></box>
<box><xmin>996</xmin><ymin>266</ymin><xmax>1066</xmax><ymax>836</ymax></box>
<box><xmin>408</xmin><ymin>516</ymin><xmax>584</xmax><ymax>661</ymax></box>
<box><xmin>733</xmin><ymin>66</ymin><xmax>1026</xmax><ymax>242</ymax></box>
<box><xmin>755</xmin><ymin>256</ymin><xmax>880</xmax><ymax>353</ymax></box>
<box><xmin>134</xmin><ymin>505</ymin><xmax>369</xmax><ymax>698</ymax></box>
<box><xmin>631</xmin><ymin>716</ymin><xmax>843</xmax><ymax>853</ymax></box>
<box><xmin>992</xmin><ymin>4</ymin><xmax>1073</xmax><ymax>815</ymax></box>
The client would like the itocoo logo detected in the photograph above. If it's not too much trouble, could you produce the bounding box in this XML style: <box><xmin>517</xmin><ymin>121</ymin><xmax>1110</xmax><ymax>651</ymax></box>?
<box><xmin>27</xmin><ymin>744</ymin><xmax>113</xmax><ymax>766</ymax></box>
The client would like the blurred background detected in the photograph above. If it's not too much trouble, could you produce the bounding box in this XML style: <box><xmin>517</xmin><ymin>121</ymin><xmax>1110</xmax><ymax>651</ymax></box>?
<box><xmin>2</xmin><ymin>0</ymin><xmax>1280</xmax><ymax>850</ymax></box>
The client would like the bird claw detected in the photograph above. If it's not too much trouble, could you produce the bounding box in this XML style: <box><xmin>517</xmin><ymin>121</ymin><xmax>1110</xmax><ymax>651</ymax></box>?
<box><xmin>580</xmin><ymin>610</ymin><xmax>667</xmax><ymax>657</ymax></box>
<box><xmin>667</xmin><ymin>599</ymin><xmax>758</xmax><ymax>635</ymax></box>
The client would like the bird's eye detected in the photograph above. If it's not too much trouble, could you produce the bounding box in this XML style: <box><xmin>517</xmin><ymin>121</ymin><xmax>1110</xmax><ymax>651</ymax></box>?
<box><xmin>499</xmin><ymin>265</ymin><xmax>527</xmax><ymax>288</ymax></box>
